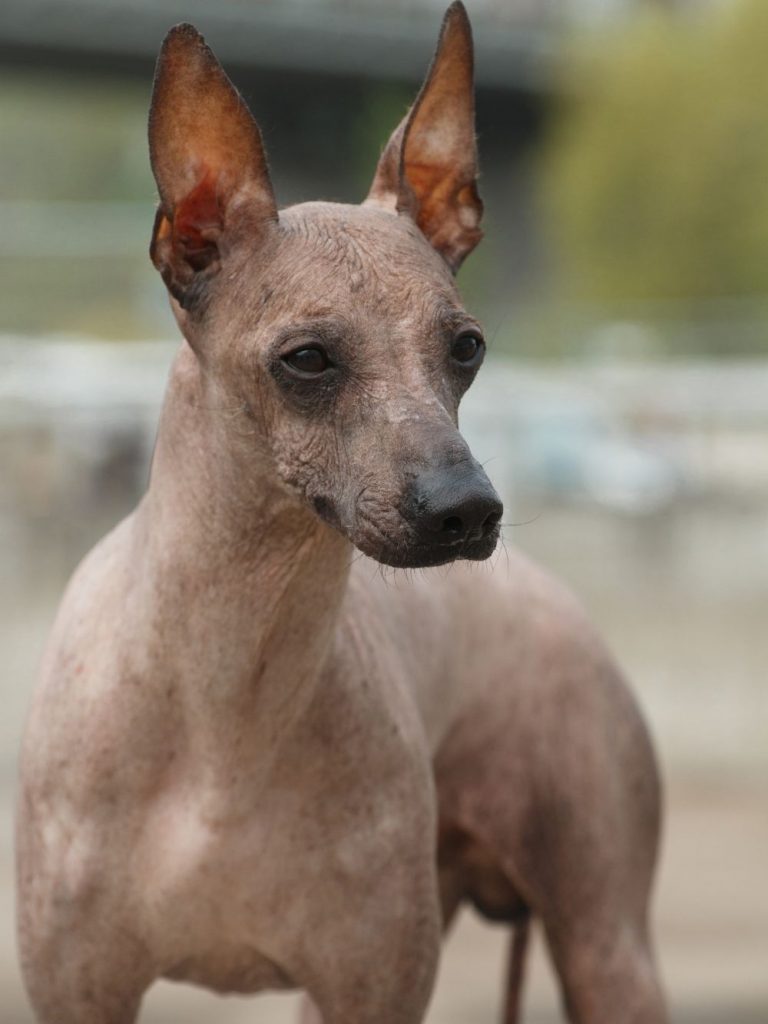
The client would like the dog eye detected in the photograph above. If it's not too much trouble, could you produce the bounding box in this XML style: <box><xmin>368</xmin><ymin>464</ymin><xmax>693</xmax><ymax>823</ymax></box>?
<box><xmin>451</xmin><ymin>332</ymin><xmax>485</xmax><ymax>367</ymax></box>
<box><xmin>282</xmin><ymin>346</ymin><xmax>330</xmax><ymax>376</ymax></box>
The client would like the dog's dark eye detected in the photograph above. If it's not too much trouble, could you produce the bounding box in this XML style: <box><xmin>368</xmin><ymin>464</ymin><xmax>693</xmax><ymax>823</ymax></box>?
<box><xmin>451</xmin><ymin>332</ymin><xmax>485</xmax><ymax>367</ymax></box>
<box><xmin>282</xmin><ymin>346</ymin><xmax>330</xmax><ymax>376</ymax></box>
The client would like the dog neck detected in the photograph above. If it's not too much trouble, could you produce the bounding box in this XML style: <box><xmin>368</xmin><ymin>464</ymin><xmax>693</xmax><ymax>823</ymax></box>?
<box><xmin>133</xmin><ymin>344</ymin><xmax>352</xmax><ymax>769</ymax></box>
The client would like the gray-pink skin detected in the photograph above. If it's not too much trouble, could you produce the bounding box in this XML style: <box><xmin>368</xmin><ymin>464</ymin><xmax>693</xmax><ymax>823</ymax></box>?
<box><xmin>16</xmin><ymin>5</ymin><xmax>667</xmax><ymax>1023</ymax></box>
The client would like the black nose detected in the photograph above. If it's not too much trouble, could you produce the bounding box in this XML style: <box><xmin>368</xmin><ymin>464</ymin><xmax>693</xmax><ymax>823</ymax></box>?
<box><xmin>412</xmin><ymin>465</ymin><xmax>503</xmax><ymax>547</ymax></box>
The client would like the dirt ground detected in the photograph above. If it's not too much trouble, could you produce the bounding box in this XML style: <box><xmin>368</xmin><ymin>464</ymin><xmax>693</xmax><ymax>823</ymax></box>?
<box><xmin>1</xmin><ymin>774</ymin><xmax>766</xmax><ymax>1022</ymax></box>
<box><xmin>1</xmin><ymin>495</ymin><xmax>766</xmax><ymax>1022</ymax></box>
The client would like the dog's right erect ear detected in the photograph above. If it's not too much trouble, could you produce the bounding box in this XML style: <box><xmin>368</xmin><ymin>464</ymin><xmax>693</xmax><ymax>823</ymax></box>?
<box><xmin>365</xmin><ymin>2</ymin><xmax>482</xmax><ymax>272</ymax></box>
<box><xmin>148</xmin><ymin>24</ymin><xmax>277</xmax><ymax>310</ymax></box>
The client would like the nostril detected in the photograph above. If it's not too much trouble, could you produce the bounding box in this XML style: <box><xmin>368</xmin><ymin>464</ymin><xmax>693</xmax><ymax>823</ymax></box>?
<box><xmin>482</xmin><ymin>511</ymin><xmax>502</xmax><ymax>536</ymax></box>
<box><xmin>441</xmin><ymin>515</ymin><xmax>464</xmax><ymax>536</ymax></box>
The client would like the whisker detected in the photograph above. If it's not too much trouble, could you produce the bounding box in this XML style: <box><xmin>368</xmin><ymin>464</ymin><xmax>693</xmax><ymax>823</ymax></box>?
<box><xmin>500</xmin><ymin>513</ymin><xmax>541</xmax><ymax>529</ymax></box>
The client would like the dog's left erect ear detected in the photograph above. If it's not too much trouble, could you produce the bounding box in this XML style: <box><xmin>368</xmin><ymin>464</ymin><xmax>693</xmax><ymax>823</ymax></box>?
<box><xmin>365</xmin><ymin>1</ymin><xmax>482</xmax><ymax>272</ymax></box>
<box><xmin>148</xmin><ymin>24</ymin><xmax>278</xmax><ymax>310</ymax></box>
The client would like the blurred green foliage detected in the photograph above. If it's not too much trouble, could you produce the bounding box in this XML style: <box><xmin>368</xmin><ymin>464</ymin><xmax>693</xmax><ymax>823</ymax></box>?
<box><xmin>541</xmin><ymin>0</ymin><xmax>768</xmax><ymax>316</ymax></box>
<box><xmin>0</xmin><ymin>68</ymin><xmax>433</xmax><ymax>338</ymax></box>
<box><xmin>0</xmin><ymin>70</ymin><xmax>162</xmax><ymax>337</ymax></box>
<box><xmin>0</xmin><ymin>71</ymin><xmax>151</xmax><ymax>201</ymax></box>
<box><xmin>349</xmin><ymin>84</ymin><xmax>412</xmax><ymax>196</ymax></box>
<box><xmin>9</xmin><ymin>4</ymin><xmax>768</xmax><ymax>357</ymax></box>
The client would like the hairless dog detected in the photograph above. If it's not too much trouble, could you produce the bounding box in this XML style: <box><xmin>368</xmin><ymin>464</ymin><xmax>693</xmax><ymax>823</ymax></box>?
<box><xmin>17</xmin><ymin>5</ymin><xmax>667</xmax><ymax>1022</ymax></box>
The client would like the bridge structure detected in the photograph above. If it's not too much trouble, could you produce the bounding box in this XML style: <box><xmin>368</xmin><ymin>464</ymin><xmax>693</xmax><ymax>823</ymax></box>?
<box><xmin>0</xmin><ymin>0</ymin><xmax>619</xmax><ymax>91</ymax></box>
<box><xmin>0</xmin><ymin>0</ymin><xmax>643</xmax><ymax>335</ymax></box>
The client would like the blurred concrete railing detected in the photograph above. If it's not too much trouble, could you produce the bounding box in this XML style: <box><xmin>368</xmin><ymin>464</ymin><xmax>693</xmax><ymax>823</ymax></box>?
<box><xmin>0</xmin><ymin>0</ymin><xmax>559</xmax><ymax>89</ymax></box>
<box><xmin>4</xmin><ymin>336</ymin><xmax>768</xmax><ymax>512</ymax></box>
<box><xmin>2</xmin><ymin>335</ymin><xmax>767</xmax><ymax>775</ymax></box>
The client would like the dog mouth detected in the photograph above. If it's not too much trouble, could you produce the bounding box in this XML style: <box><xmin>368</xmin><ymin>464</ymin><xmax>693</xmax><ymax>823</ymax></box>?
<box><xmin>309</xmin><ymin>487</ymin><xmax>502</xmax><ymax>569</ymax></box>
<box><xmin>356</xmin><ymin>525</ymin><xmax>501</xmax><ymax>569</ymax></box>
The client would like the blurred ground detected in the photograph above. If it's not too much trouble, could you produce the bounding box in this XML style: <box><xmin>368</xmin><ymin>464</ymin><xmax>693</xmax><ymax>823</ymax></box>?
<box><xmin>1</xmin><ymin>345</ymin><xmax>767</xmax><ymax>1022</ymax></box>
<box><xmin>1</xmin><ymin>776</ymin><xmax>766</xmax><ymax>1024</ymax></box>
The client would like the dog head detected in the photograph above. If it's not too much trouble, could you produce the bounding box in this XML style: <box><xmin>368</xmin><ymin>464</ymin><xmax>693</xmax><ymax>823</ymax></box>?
<box><xmin>148</xmin><ymin>2</ymin><xmax>502</xmax><ymax>568</ymax></box>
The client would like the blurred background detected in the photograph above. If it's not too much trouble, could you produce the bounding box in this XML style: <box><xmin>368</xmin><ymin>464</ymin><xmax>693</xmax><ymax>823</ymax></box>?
<box><xmin>1</xmin><ymin>0</ymin><xmax>766</xmax><ymax>1021</ymax></box>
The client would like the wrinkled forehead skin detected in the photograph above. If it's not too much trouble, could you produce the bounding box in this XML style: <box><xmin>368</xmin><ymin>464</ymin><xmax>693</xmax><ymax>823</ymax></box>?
<box><xmin>213</xmin><ymin>201</ymin><xmax>466</xmax><ymax>350</ymax></box>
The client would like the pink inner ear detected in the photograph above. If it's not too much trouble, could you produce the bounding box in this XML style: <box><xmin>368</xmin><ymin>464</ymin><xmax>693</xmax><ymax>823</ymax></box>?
<box><xmin>172</xmin><ymin>169</ymin><xmax>223</xmax><ymax>270</ymax></box>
